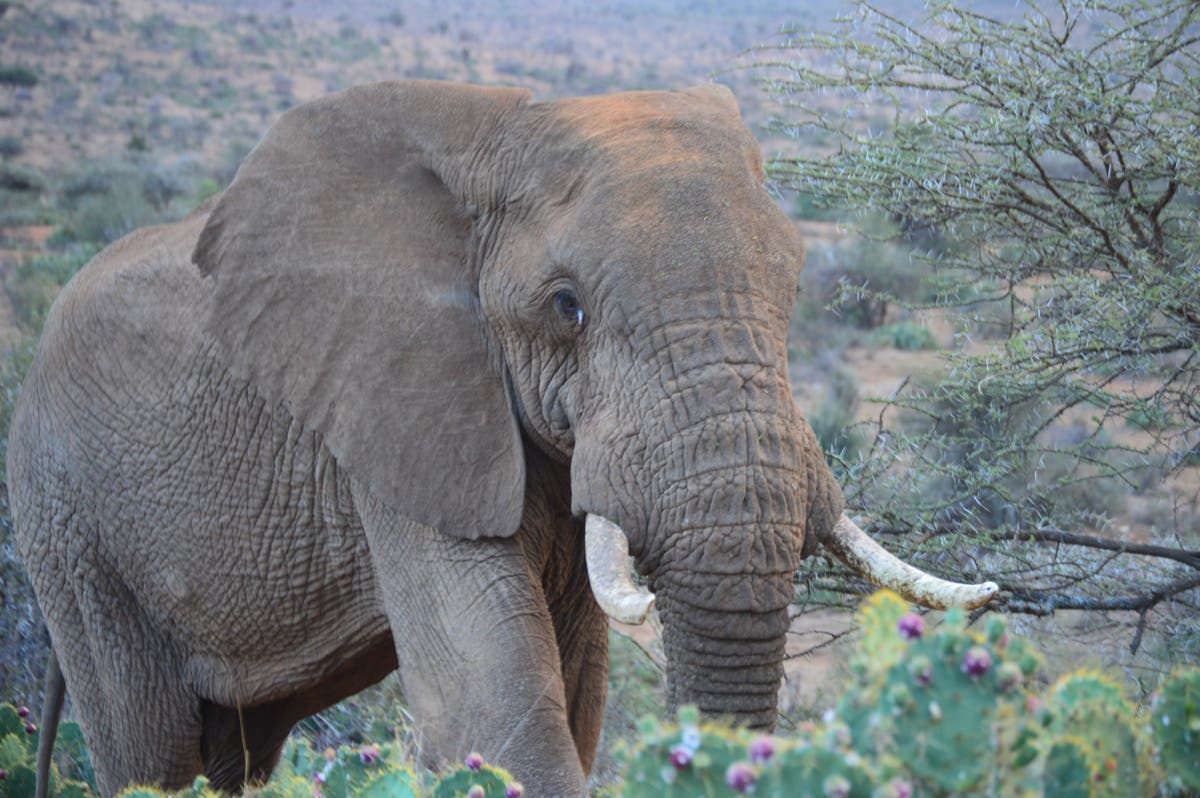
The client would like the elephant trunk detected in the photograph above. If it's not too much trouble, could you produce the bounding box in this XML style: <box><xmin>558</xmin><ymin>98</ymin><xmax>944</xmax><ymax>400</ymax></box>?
<box><xmin>654</xmin><ymin>568</ymin><xmax>795</xmax><ymax>729</ymax></box>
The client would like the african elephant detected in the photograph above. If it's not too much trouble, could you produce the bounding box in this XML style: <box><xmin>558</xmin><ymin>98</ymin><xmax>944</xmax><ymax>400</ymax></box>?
<box><xmin>8</xmin><ymin>80</ymin><xmax>996</xmax><ymax>797</ymax></box>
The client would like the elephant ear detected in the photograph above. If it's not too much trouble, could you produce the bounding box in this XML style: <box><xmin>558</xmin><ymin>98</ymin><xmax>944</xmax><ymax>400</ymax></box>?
<box><xmin>193</xmin><ymin>80</ymin><xmax>531</xmax><ymax>540</ymax></box>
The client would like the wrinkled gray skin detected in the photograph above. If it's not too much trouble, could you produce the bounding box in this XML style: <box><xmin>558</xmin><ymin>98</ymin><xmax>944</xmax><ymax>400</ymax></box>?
<box><xmin>9</xmin><ymin>81</ymin><xmax>843</xmax><ymax>797</ymax></box>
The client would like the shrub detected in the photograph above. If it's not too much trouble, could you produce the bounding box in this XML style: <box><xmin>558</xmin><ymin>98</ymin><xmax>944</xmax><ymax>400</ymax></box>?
<box><xmin>54</xmin><ymin>155</ymin><xmax>211</xmax><ymax>246</ymax></box>
<box><xmin>5</xmin><ymin>248</ymin><xmax>98</xmax><ymax>332</ymax></box>
<box><xmin>800</xmin><ymin>216</ymin><xmax>935</xmax><ymax>330</ymax></box>
<box><xmin>0</xmin><ymin>66</ymin><xmax>37</xmax><ymax>89</ymax></box>
<box><xmin>805</xmin><ymin>367</ymin><xmax>864</xmax><ymax>466</ymax></box>
<box><xmin>0</xmin><ymin>136</ymin><xmax>22</xmax><ymax>159</ymax></box>
<box><xmin>870</xmin><ymin>320</ymin><xmax>937</xmax><ymax>351</ymax></box>
<box><xmin>0</xmin><ymin>162</ymin><xmax>40</xmax><ymax>192</ymax></box>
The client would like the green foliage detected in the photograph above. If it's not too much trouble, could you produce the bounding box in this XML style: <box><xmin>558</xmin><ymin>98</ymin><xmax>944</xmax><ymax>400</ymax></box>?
<box><xmin>757</xmin><ymin>0</ymin><xmax>1200</xmax><ymax>626</ymax></box>
<box><xmin>870</xmin><ymin>320</ymin><xmax>937</xmax><ymax>351</ymax></box>
<box><xmin>0</xmin><ymin>704</ymin><xmax>94</xmax><ymax>798</ymax></box>
<box><xmin>0</xmin><ymin>66</ymin><xmax>37</xmax><ymax>89</ymax></box>
<box><xmin>52</xmin><ymin>155</ymin><xmax>215</xmax><ymax>247</ymax></box>
<box><xmin>800</xmin><ymin>216</ymin><xmax>935</xmax><ymax>331</ymax></box>
<box><xmin>0</xmin><ymin>137</ymin><xmax>23</xmax><ymax>160</ymax></box>
<box><xmin>0</xmin><ymin>163</ymin><xmax>41</xmax><ymax>192</ymax></box>
<box><xmin>806</xmin><ymin>367</ymin><xmax>864</xmax><ymax>467</ymax></box>
<box><xmin>4</xmin><ymin>248</ymin><xmax>97</xmax><ymax>333</ymax></box>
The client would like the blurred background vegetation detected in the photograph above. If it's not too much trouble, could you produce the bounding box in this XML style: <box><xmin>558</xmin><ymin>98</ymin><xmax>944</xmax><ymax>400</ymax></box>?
<box><xmin>0</xmin><ymin>0</ymin><xmax>1196</xmax><ymax>792</ymax></box>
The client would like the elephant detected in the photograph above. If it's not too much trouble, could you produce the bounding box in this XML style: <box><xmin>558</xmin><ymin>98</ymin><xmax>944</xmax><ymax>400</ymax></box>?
<box><xmin>8</xmin><ymin>80</ymin><xmax>996</xmax><ymax>797</ymax></box>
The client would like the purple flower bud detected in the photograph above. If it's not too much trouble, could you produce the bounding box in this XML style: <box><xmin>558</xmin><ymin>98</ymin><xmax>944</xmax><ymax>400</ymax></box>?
<box><xmin>725</xmin><ymin>761</ymin><xmax>756</xmax><ymax>793</ymax></box>
<box><xmin>888</xmin><ymin>778</ymin><xmax>914</xmax><ymax>798</ymax></box>
<box><xmin>505</xmin><ymin>783</ymin><xmax>524</xmax><ymax>798</ymax></box>
<box><xmin>962</xmin><ymin>646</ymin><xmax>993</xmax><ymax>678</ymax></box>
<box><xmin>467</xmin><ymin>786</ymin><xmax>485</xmax><ymax>798</ymax></box>
<box><xmin>358</xmin><ymin>744</ymin><xmax>380</xmax><ymax>764</ymax></box>
<box><xmin>668</xmin><ymin>745</ymin><xmax>693</xmax><ymax>768</ymax></box>
<box><xmin>25</xmin><ymin>723</ymin><xmax>37</xmax><ymax>735</ymax></box>
<box><xmin>748</xmin><ymin>735</ymin><xmax>775</xmax><ymax>764</ymax></box>
<box><xmin>897</xmin><ymin>614</ymin><xmax>925</xmax><ymax>640</ymax></box>
<box><xmin>313</xmin><ymin>773</ymin><xmax>326</xmax><ymax>786</ymax></box>
<box><xmin>464</xmin><ymin>752</ymin><xmax>484</xmax><ymax>771</ymax></box>
<box><xmin>17</xmin><ymin>706</ymin><xmax>30</xmax><ymax>719</ymax></box>
<box><xmin>0</xmin><ymin>768</ymin><xmax>7</xmax><ymax>780</ymax></box>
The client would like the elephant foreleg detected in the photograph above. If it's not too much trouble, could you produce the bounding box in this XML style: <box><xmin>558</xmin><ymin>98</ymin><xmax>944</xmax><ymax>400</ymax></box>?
<box><xmin>354</xmin><ymin>487</ymin><xmax>589</xmax><ymax>797</ymax></box>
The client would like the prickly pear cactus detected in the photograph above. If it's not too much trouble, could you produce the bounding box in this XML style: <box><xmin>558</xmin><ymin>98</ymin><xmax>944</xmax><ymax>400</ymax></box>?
<box><xmin>116</xmin><ymin>780</ymin><xmax>218</xmax><ymax>798</ymax></box>
<box><xmin>755</xmin><ymin>733</ymin><xmax>875</xmax><ymax>797</ymax></box>
<box><xmin>834</xmin><ymin>593</ymin><xmax>1039</xmax><ymax>795</ymax></box>
<box><xmin>1040</xmin><ymin>737</ymin><xmax>1092</xmax><ymax>798</ymax></box>
<box><xmin>258</xmin><ymin>735</ymin><xmax>418</xmax><ymax>798</ymax></box>
<box><xmin>50</xmin><ymin>721</ymin><xmax>94</xmax><ymax>789</ymax></box>
<box><xmin>618</xmin><ymin>706</ymin><xmax>877</xmax><ymax>797</ymax></box>
<box><xmin>0</xmin><ymin>704</ymin><xmax>92</xmax><ymax>798</ymax></box>
<box><xmin>356</xmin><ymin>769</ymin><xmax>418</xmax><ymax>798</ymax></box>
<box><xmin>1151</xmin><ymin>668</ymin><xmax>1200</xmax><ymax>791</ymax></box>
<box><xmin>1042</xmin><ymin>671</ymin><xmax>1156</xmax><ymax>798</ymax></box>
<box><xmin>618</xmin><ymin>707</ymin><xmax>744</xmax><ymax>797</ymax></box>
<box><xmin>428</xmin><ymin>754</ymin><xmax>518</xmax><ymax>798</ymax></box>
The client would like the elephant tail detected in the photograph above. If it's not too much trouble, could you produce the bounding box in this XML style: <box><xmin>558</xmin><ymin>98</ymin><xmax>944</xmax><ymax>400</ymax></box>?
<box><xmin>36</xmin><ymin>648</ymin><xmax>65</xmax><ymax>798</ymax></box>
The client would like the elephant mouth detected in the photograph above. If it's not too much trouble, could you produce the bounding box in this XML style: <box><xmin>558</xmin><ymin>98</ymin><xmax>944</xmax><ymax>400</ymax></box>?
<box><xmin>584</xmin><ymin>512</ymin><xmax>998</xmax><ymax>626</ymax></box>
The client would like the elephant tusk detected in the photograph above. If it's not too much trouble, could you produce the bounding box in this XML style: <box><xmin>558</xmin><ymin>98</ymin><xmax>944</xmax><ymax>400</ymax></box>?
<box><xmin>585</xmin><ymin>514</ymin><xmax>656</xmax><ymax>625</ymax></box>
<box><xmin>825</xmin><ymin>513</ymin><xmax>999</xmax><ymax>610</ymax></box>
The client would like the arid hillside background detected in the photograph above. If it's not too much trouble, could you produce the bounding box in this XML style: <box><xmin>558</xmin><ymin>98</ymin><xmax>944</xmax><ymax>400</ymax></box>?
<box><xmin>2</xmin><ymin>0</ymin><xmax>1197</xmax><ymax>789</ymax></box>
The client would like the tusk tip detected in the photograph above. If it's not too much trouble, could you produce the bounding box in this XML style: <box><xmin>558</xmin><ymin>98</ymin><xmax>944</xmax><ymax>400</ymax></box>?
<box><xmin>960</xmin><ymin>581</ymin><xmax>1000</xmax><ymax>610</ymax></box>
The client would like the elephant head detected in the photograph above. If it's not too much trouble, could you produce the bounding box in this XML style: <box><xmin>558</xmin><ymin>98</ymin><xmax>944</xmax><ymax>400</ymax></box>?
<box><xmin>195</xmin><ymin>80</ymin><xmax>995</xmax><ymax>730</ymax></box>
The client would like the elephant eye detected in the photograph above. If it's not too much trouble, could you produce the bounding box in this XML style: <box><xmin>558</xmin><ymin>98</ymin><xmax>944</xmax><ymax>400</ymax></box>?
<box><xmin>553</xmin><ymin>290</ymin><xmax>586</xmax><ymax>330</ymax></box>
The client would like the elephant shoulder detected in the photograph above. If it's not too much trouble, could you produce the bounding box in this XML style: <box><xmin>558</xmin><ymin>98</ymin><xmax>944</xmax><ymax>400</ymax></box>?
<box><xmin>45</xmin><ymin>203</ymin><xmax>213</xmax><ymax>355</ymax></box>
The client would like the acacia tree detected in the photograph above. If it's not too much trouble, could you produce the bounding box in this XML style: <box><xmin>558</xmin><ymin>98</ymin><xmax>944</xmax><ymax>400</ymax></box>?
<box><xmin>753</xmin><ymin>0</ymin><xmax>1199</xmax><ymax>659</ymax></box>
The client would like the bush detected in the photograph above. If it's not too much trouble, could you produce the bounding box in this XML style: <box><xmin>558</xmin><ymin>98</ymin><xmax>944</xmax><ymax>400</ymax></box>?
<box><xmin>0</xmin><ymin>65</ymin><xmax>37</xmax><ymax>88</ymax></box>
<box><xmin>0</xmin><ymin>162</ymin><xmax>41</xmax><ymax>192</ymax></box>
<box><xmin>805</xmin><ymin>367</ymin><xmax>864</xmax><ymax>466</ymax></box>
<box><xmin>0</xmin><ymin>136</ymin><xmax>22</xmax><ymax>159</ymax></box>
<box><xmin>870</xmin><ymin>320</ymin><xmax>938</xmax><ymax>351</ymax></box>
<box><xmin>800</xmin><ymin>216</ymin><xmax>935</xmax><ymax>330</ymax></box>
<box><xmin>4</xmin><ymin>248</ymin><xmax>97</xmax><ymax>332</ymax></box>
<box><xmin>53</xmin><ymin>155</ymin><xmax>214</xmax><ymax>246</ymax></box>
